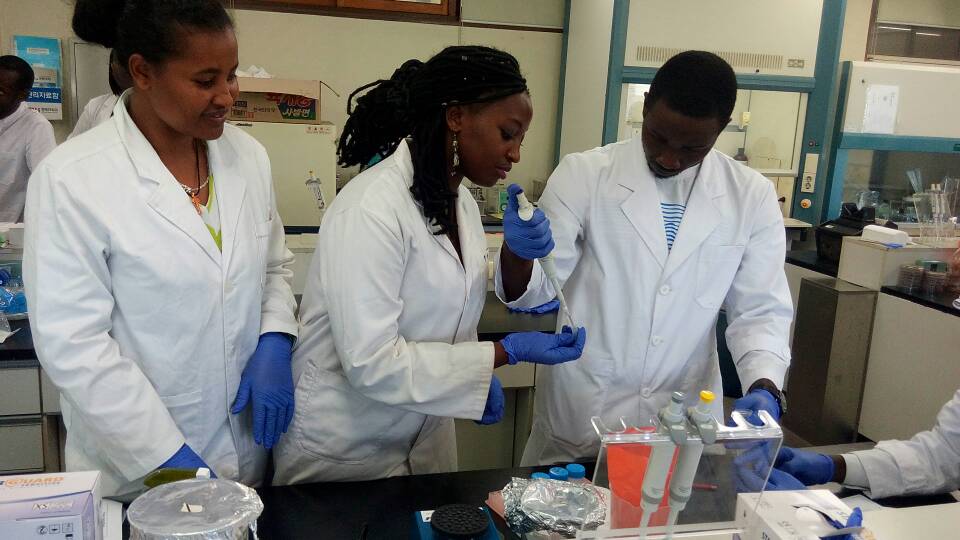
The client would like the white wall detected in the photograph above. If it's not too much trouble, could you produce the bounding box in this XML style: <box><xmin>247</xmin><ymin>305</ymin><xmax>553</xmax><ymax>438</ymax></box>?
<box><xmin>625</xmin><ymin>0</ymin><xmax>822</xmax><ymax>78</ymax></box>
<box><xmin>877</xmin><ymin>0</ymin><xmax>960</xmax><ymax>28</ymax></box>
<box><xmin>232</xmin><ymin>9</ymin><xmax>562</xmax><ymax>190</ymax></box>
<box><xmin>841</xmin><ymin>0</ymin><xmax>874</xmax><ymax>61</ymax></box>
<box><xmin>557</xmin><ymin>0</ymin><xmax>614</xmax><ymax>159</ymax></box>
<box><xmin>460</xmin><ymin>0</ymin><xmax>564</xmax><ymax>28</ymax></box>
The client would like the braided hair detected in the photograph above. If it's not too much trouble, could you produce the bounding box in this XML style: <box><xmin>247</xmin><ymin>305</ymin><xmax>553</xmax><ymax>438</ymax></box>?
<box><xmin>338</xmin><ymin>46</ymin><xmax>528</xmax><ymax>235</ymax></box>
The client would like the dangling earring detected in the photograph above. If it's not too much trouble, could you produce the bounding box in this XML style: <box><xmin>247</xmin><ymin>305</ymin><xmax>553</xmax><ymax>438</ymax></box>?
<box><xmin>450</xmin><ymin>132</ymin><xmax>460</xmax><ymax>177</ymax></box>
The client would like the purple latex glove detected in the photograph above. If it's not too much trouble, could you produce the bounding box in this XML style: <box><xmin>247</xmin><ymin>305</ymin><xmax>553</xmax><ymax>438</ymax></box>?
<box><xmin>231</xmin><ymin>332</ymin><xmax>294</xmax><ymax>449</ymax></box>
<box><xmin>476</xmin><ymin>376</ymin><xmax>505</xmax><ymax>425</ymax></box>
<box><xmin>729</xmin><ymin>388</ymin><xmax>780</xmax><ymax>426</ymax></box>
<box><xmin>158</xmin><ymin>444</ymin><xmax>216</xmax><ymax>477</ymax></box>
<box><xmin>503</xmin><ymin>184</ymin><xmax>554</xmax><ymax>260</ymax></box>
<box><xmin>775</xmin><ymin>447</ymin><xmax>835</xmax><ymax>486</ymax></box>
<box><xmin>500</xmin><ymin>326</ymin><xmax>586</xmax><ymax>365</ymax></box>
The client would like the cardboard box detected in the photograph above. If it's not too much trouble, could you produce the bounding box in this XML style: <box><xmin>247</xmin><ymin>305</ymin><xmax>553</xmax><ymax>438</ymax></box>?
<box><xmin>735</xmin><ymin>489</ymin><xmax>863</xmax><ymax>540</ymax></box>
<box><xmin>229</xmin><ymin>77</ymin><xmax>321</xmax><ymax>124</ymax></box>
<box><xmin>838</xmin><ymin>236</ymin><xmax>956</xmax><ymax>290</ymax></box>
<box><xmin>0</xmin><ymin>471</ymin><xmax>101</xmax><ymax>540</ymax></box>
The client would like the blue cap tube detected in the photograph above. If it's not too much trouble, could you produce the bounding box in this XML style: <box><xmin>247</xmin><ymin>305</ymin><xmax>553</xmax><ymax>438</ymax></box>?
<box><xmin>548</xmin><ymin>467</ymin><xmax>569</xmax><ymax>481</ymax></box>
<box><xmin>565</xmin><ymin>463</ymin><xmax>586</xmax><ymax>480</ymax></box>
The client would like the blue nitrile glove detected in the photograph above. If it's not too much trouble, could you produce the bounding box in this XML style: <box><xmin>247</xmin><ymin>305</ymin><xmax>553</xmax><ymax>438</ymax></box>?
<box><xmin>775</xmin><ymin>447</ymin><xmax>835</xmax><ymax>486</ymax></box>
<box><xmin>729</xmin><ymin>388</ymin><xmax>780</xmax><ymax>427</ymax></box>
<box><xmin>503</xmin><ymin>184</ymin><xmax>555</xmax><ymax>260</ymax></box>
<box><xmin>733</xmin><ymin>442</ymin><xmax>805</xmax><ymax>492</ymax></box>
<box><xmin>7</xmin><ymin>291</ymin><xmax>26</xmax><ymax>314</ymax></box>
<box><xmin>231</xmin><ymin>332</ymin><xmax>295</xmax><ymax>449</ymax></box>
<box><xmin>476</xmin><ymin>376</ymin><xmax>505</xmax><ymax>425</ymax></box>
<box><xmin>834</xmin><ymin>507</ymin><xmax>863</xmax><ymax>540</ymax></box>
<box><xmin>500</xmin><ymin>326</ymin><xmax>586</xmax><ymax>365</ymax></box>
<box><xmin>508</xmin><ymin>299</ymin><xmax>560</xmax><ymax>314</ymax></box>
<box><xmin>158</xmin><ymin>444</ymin><xmax>216</xmax><ymax>477</ymax></box>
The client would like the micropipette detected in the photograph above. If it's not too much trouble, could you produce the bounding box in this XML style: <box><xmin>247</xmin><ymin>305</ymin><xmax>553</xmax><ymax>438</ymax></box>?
<box><xmin>514</xmin><ymin>192</ymin><xmax>578</xmax><ymax>333</ymax></box>
<box><xmin>638</xmin><ymin>392</ymin><xmax>687</xmax><ymax>539</ymax></box>
<box><xmin>663</xmin><ymin>391</ymin><xmax>718</xmax><ymax>540</ymax></box>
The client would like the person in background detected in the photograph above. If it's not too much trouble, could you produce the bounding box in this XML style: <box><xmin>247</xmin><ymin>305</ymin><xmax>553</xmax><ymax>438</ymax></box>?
<box><xmin>273</xmin><ymin>46</ymin><xmax>586</xmax><ymax>485</ymax></box>
<box><xmin>0</xmin><ymin>55</ymin><xmax>56</xmax><ymax>222</ymax></box>
<box><xmin>68</xmin><ymin>50</ymin><xmax>133</xmax><ymax>139</ymax></box>
<box><xmin>497</xmin><ymin>50</ymin><xmax>793</xmax><ymax>466</ymax></box>
<box><xmin>771</xmin><ymin>388</ymin><xmax>960</xmax><ymax>499</ymax></box>
<box><xmin>24</xmin><ymin>0</ymin><xmax>297</xmax><ymax>498</ymax></box>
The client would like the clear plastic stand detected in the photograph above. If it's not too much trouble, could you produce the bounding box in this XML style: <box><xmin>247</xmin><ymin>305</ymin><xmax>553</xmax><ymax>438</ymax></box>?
<box><xmin>578</xmin><ymin>409</ymin><xmax>783</xmax><ymax>539</ymax></box>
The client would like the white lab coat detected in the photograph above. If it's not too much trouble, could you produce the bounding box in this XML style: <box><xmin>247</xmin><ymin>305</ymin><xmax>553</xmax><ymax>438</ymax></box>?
<box><xmin>497</xmin><ymin>137</ymin><xmax>793</xmax><ymax>465</ymax></box>
<box><xmin>0</xmin><ymin>102</ymin><xmax>56</xmax><ymax>221</ymax></box>
<box><xmin>847</xmin><ymin>388</ymin><xmax>960</xmax><ymax>499</ymax></box>
<box><xmin>23</xmin><ymin>93</ymin><xmax>298</xmax><ymax>497</ymax></box>
<box><xmin>273</xmin><ymin>140</ymin><xmax>493</xmax><ymax>484</ymax></box>
<box><xmin>68</xmin><ymin>93</ymin><xmax>119</xmax><ymax>140</ymax></box>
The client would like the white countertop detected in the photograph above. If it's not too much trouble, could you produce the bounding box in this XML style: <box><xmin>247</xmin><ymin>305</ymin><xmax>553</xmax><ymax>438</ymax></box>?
<box><xmin>784</xmin><ymin>218</ymin><xmax>813</xmax><ymax>229</ymax></box>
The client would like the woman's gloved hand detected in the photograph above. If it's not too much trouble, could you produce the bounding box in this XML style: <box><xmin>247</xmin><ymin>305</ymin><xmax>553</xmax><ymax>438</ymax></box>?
<box><xmin>476</xmin><ymin>376</ymin><xmax>505</xmax><ymax>425</ymax></box>
<box><xmin>231</xmin><ymin>332</ymin><xmax>295</xmax><ymax>449</ymax></box>
<box><xmin>500</xmin><ymin>326</ymin><xmax>586</xmax><ymax>365</ymax></box>
<box><xmin>503</xmin><ymin>184</ymin><xmax>554</xmax><ymax>260</ymax></box>
<box><xmin>775</xmin><ymin>447</ymin><xmax>835</xmax><ymax>486</ymax></box>
<box><xmin>158</xmin><ymin>444</ymin><xmax>216</xmax><ymax>477</ymax></box>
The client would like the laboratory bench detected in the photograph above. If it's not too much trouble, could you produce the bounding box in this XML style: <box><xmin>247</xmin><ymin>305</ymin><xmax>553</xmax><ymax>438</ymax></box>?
<box><xmin>880</xmin><ymin>285</ymin><xmax>959</xmax><ymax>318</ymax></box>
<box><xmin>784</xmin><ymin>249</ymin><xmax>838</xmax><ymax>278</ymax></box>
<box><xmin>117</xmin><ymin>442</ymin><xmax>954</xmax><ymax>539</ymax></box>
<box><xmin>0</xmin><ymin>293</ymin><xmax>557</xmax><ymax>476</ymax></box>
<box><xmin>0</xmin><ymin>318</ymin><xmax>37</xmax><ymax>363</ymax></box>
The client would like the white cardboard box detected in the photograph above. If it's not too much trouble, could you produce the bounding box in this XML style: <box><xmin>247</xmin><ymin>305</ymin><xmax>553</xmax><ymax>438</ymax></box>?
<box><xmin>0</xmin><ymin>471</ymin><xmax>101</xmax><ymax>540</ymax></box>
<box><xmin>838</xmin><ymin>236</ymin><xmax>956</xmax><ymax>290</ymax></box>
<box><xmin>735</xmin><ymin>489</ymin><xmax>862</xmax><ymax>540</ymax></box>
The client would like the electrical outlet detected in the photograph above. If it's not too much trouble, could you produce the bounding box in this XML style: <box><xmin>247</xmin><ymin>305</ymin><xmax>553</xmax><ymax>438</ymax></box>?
<box><xmin>800</xmin><ymin>153</ymin><xmax>818</xmax><ymax>193</ymax></box>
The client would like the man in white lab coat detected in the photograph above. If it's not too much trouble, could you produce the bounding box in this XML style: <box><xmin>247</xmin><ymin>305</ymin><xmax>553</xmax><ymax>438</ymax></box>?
<box><xmin>498</xmin><ymin>51</ymin><xmax>793</xmax><ymax>465</ymax></box>
<box><xmin>771</xmin><ymin>388</ymin><xmax>960</xmax><ymax>499</ymax></box>
<box><xmin>0</xmin><ymin>55</ymin><xmax>56</xmax><ymax>222</ymax></box>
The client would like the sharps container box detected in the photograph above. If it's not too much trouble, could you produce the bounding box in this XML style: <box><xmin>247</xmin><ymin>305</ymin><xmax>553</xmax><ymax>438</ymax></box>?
<box><xmin>0</xmin><ymin>471</ymin><xmax>102</xmax><ymax>540</ymax></box>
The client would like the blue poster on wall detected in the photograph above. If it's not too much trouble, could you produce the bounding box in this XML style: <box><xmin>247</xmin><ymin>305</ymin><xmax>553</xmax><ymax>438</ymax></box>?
<box><xmin>12</xmin><ymin>35</ymin><xmax>63</xmax><ymax>120</ymax></box>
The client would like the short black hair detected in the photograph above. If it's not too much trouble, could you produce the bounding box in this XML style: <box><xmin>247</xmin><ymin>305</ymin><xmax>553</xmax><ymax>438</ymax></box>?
<box><xmin>0</xmin><ymin>55</ymin><xmax>35</xmax><ymax>93</ymax></box>
<box><xmin>646</xmin><ymin>50</ymin><xmax>737</xmax><ymax>122</ymax></box>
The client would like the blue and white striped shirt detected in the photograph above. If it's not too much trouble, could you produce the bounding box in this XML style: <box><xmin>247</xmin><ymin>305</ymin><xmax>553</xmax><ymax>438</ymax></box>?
<box><xmin>660</xmin><ymin>202</ymin><xmax>685</xmax><ymax>250</ymax></box>
<box><xmin>654</xmin><ymin>164</ymin><xmax>700</xmax><ymax>251</ymax></box>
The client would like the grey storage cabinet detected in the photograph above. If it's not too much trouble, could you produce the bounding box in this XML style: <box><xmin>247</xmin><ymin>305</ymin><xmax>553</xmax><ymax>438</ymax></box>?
<box><xmin>0</xmin><ymin>366</ymin><xmax>41</xmax><ymax>416</ymax></box>
<box><xmin>784</xmin><ymin>277</ymin><xmax>877</xmax><ymax>445</ymax></box>
<box><xmin>0</xmin><ymin>418</ymin><xmax>44</xmax><ymax>472</ymax></box>
<box><xmin>0</xmin><ymin>362</ymin><xmax>50</xmax><ymax>473</ymax></box>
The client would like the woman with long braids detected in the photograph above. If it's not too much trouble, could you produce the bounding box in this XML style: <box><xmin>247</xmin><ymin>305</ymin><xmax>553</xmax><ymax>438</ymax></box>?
<box><xmin>274</xmin><ymin>46</ymin><xmax>586</xmax><ymax>484</ymax></box>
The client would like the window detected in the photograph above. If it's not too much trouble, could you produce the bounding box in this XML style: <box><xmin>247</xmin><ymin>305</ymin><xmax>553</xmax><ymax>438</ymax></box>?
<box><xmin>229</xmin><ymin>0</ymin><xmax>459</xmax><ymax>22</ymax></box>
<box><xmin>837</xmin><ymin>149</ymin><xmax>960</xmax><ymax>224</ymax></box>
<box><xmin>867</xmin><ymin>0</ymin><xmax>960</xmax><ymax>64</ymax></box>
